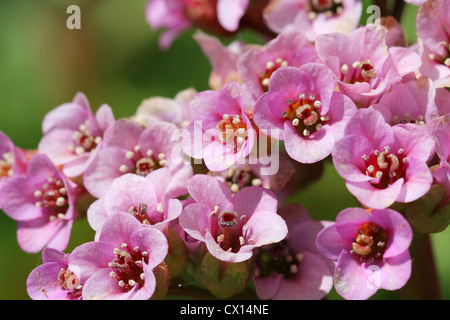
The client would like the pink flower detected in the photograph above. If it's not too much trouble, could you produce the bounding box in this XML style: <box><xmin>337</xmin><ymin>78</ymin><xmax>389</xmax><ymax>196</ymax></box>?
<box><xmin>253</xmin><ymin>63</ymin><xmax>357</xmax><ymax>163</ymax></box>
<box><xmin>1</xmin><ymin>154</ymin><xmax>83</xmax><ymax>253</ymax></box>
<box><xmin>0</xmin><ymin>131</ymin><xmax>29</xmax><ymax>208</ymax></box>
<box><xmin>427</xmin><ymin>114</ymin><xmax>450</xmax><ymax>166</ymax></box>
<box><xmin>83</xmin><ymin>119</ymin><xmax>192</xmax><ymax>198</ymax></box>
<box><xmin>237</xmin><ymin>30</ymin><xmax>320</xmax><ymax>106</ymax></box>
<box><xmin>371</xmin><ymin>76</ymin><xmax>440</xmax><ymax>129</ymax></box>
<box><xmin>27</xmin><ymin>248</ymin><xmax>83</xmax><ymax>300</ymax></box>
<box><xmin>217</xmin><ymin>0</ymin><xmax>249</xmax><ymax>32</ymax></box>
<box><xmin>315</xmin><ymin>207</ymin><xmax>413</xmax><ymax>300</ymax></box>
<box><xmin>179</xmin><ymin>174</ymin><xmax>288</xmax><ymax>263</ymax></box>
<box><xmin>332</xmin><ymin>108</ymin><xmax>435</xmax><ymax>209</ymax></box>
<box><xmin>69</xmin><ymin>212</ymin><xmax>169</xmax><ymax>300</ymax></box>
<box><xmin>38</xmin><ymin>92</ymin><xmax>115</xmax><ymax>178</ymax></box>
<box><xmin>87</xmin><ymin>168</ymin><xmax>185</xmax><ymax>236</ymax></box>
<box><xmin>133</xmin><ymin>88</ymin><xmax>196</xmax><ymax>129</ymax></box>
<box><xmin>252</xmin><ymin>203</ymin><xmax>333</xmax><ymax>300</ymax></box>
<box><xmin>416</xmin><ymin>0</ymin><xmax>450</xmax><ymax>88</ymax></box>
<box><xmin>182</xmin><ymin>81</ymin><xmax>256</xmax><ymax>171</ymax></box>
<box><xmin>263</xmin><ymin>0</ymin><xmax>362</xmax><ymax>42</ymax></box>
<box><xmin>315</xmin><ymin>25</ymin><xmax>419</xmax><ymax>107</ymax></box>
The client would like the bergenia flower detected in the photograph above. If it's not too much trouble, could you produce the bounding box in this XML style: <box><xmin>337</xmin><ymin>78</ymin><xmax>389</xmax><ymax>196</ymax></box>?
<box><xmin>87</xmin><ymin>168</ymin><xmax>185</xmax><ymax>237</ymax></box>
<box><xmin>252</xmin><ymin>203</ymin><xmax>333</xmax><ymax>300</ymax></box>
<box><xmin>133</xmin><ymin>87</ymin><xmax>196</xmax><ymax>129</ymax></box>
<box><xmin>38</xmin><ymin>92</ymin><xmax>115</xmax><ymax>178</ymax></box>
<box><xmin>371</xmin><ymin>76</ymin><xmax>439</xmax><ymax>129</ymax></box>
<box><xmin>253</xmin><ymin>63</ymin><xmax>357</xmax><ymax>164</ymax></box>
<box><xmin>1</xmin><ymin>154</ymin><xmax>82</xmax><ymax>253</ymax></box>
<box><xmin>27</xmin><ymin>248</ymin><xmax>83</xmax><ymax>300</ymax></box>
<box><xmin>315</xmin><ymin>24</ymin><xmax>420</xmax><ymax>107</ymax></box>
<box><xmin>237</xmin><ymin>30</ymin><xmax>320</xmax><ymax>106</ymax></box>
<box><xmin>217</xmin><ymin>0</ymin><xmax>249</xmax><ymax>32</ymax></box>
<box><xmin>83</xmin><ymin>119</ymin><xmax>192</xmax><ymax>198</ymax></box>
<box><xmin>416</xmin><ymin>0</ymin><xmax>450</xmax><ymax>88</ymax></box>
<box><xmin>69</xmin><ymin>212</ymin><xmax>169</xmax><ymax>300</ymax></box>
<box><xmin>263</xmin><ymin>0</ymin><xmax>362</xmax><ymax>42</ymax></box>
<box><xmin>315</xmin><ymin>207</ymin><xmax>413</xmax><ymax>300</ymax></box>
<box><xmin>182</xmin><ymin>81</ymin><xmax>255</xmax><ymax>171</ymax></box>
<box><xmin>179</xmin><ymin>174</ymin><xmax>288</xmax><ymax>263</ymax></box>
<box><xmin>0</xmin><ymin>131</ymin><xmax>29</xmax><ymax>208</ymax></box>
<box><xmin>332</xmin><ymin>108</ymin><xmax>435</xmax><ymax>209</ymax></box>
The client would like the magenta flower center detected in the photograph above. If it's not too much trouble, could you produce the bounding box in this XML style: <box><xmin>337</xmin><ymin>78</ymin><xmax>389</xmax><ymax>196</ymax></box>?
<box><xmin>57</xmin><ymin>267</ymin><xmax>82</xmax><ymax>299</ymax></box>
<box><xmin>254</xmin><ymin>241</ymin><xmax>302</xmax><ymax>279</ymax></box>
<box><xmin>118</xmin><ymin>145</ymin><xmax>167</xmax><ymax>176</ymax></box>
<box><xmin>308</xmin><ymin>0</ymin><xmax>343</xmax><ymax>19</ymax></box>
<box><xmin>351</xmin><ymin>222</ymin><xmax>388</xmax><ymax>262</ymax></box>
<box><xmin>70</xmin><ymin>121</ymin><xmax>101</xmax><ymax>155</ymax></box>
<box><xmin>128</xmin><ymin>202</ymin><xmax>164</xmax><ymax>225</ymax></box>
<box><xmin>362</xmin><ymin>146</ymin><xmax>408</xmax><ymax>189</ymax></box>
<box><xmin>216</xmin><ymin>114</ymin><xmax>248</xmax><ymax>151</ymax></box>
<box><xmin>284</xmin><ymin>93</ymin><xmax>328</xmax><ymax>137</ymax></box>
<box><xmin>340</xmin><ymin>60</ymin><xmax>377</xmax><ymax>84</ymax></box>
<box><xmin>108</xmin><ymin>243</ymin><xmax>149</xmax><ymax>292</ymax></box>
<box><xmin>0</xmin><ymin>152</ymin><xmax>13</xmax><ymax>178</ymax></box>
<box><xmin>225</xmin><ymin>166</ymin><xmax>262</xmax><ymax>193</ymax></box>
<box><xmin>33</xmin><ymin>177</ymin><xmax>69</xmax><ymax>221</ymax></box>
<box><xmin>259</xmin><ymin>58</ymin><xmax>289</xmax><ymax>92</ymax></box>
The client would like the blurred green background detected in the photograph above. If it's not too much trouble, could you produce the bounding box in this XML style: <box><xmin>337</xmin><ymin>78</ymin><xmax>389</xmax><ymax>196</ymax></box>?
<box><xmin>0</xmin><ymin>0</ymin><xmax>448</xmax><ymax>300</ymax></box>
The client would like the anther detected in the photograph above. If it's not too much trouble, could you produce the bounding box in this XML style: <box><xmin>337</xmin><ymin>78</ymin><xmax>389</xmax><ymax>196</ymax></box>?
<box><xmin>125</xmin><ymin>151</ymin><xmax>134</xmax><ymax>159</ymax></box>
<box><xmin>119</xmin><ymin>165</ymin><xmax>128</xmax><ymax>173</ymax></box>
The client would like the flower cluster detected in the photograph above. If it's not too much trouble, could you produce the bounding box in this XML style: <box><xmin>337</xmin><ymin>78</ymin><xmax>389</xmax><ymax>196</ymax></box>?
<box><xmin>1</xmin><ymin>0</ymin><xmax>449</xmax><ymax>300</ymax></box>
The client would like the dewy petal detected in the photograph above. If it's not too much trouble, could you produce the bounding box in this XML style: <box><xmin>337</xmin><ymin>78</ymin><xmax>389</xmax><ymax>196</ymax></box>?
<box><xmin>334</xmin><ymin>250</ymin><xmax>378</xmax><ymax>300</ymax></box>
<box><xmin>284</xmin><ymin>121</ymin><xmax>334</xmax><ymax>164</ymax></box>
<box><xmin>27</xmin><ymin>262</ymin><xmax>68</xmax><ymax>300</ymax></box>
<box><xmin>345</xmin><ymin>178</ymin><xmax>404</xmax><ymax>209</ymax></box>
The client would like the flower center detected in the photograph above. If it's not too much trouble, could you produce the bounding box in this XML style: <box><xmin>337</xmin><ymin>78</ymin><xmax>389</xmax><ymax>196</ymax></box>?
<box><xmin>58</xmin><ymin>267</ymin><xmax>82</xmax><ymax>299</ymax></box>
<box><xmin>308</xmin><ymin>0</ymin><xmax>343</xmax><ymax>19</ymax></box>
<box><xmin>34</xmin><ymin>177</ymin><xmax>69</xmax><ymax>221</ymax></box>
<box><xmin>108</xmin><ymin>243</ymin><xmax>149</xmax><ymax>293</ymax></box>
<box><xmin>362</xmin><ymin>146</ymin><xmax>408</xmax><ymax>189</ymax></box>
<box><xmin>216</xmin><ymin>114</ymin><xmax>248</xmax><ymax>152</ymax></box>
<box><xmin>259</xmin><ymin>58</ymin><xmax>288</xmax><ymax>92</ymax></box>
<box><xmin>128</xmin><ymin>202</ymin><xmax>164</xmax><ymax>225</ymax></box>
<box><xmin>254</xmin><ymin>241</ymin><xmax>302</xmax><ymax>279</ymax></box>
<box><xmin>391</xmin><ymin>114</ymin><xmax>425</xmax><ymax>127</ymax></box>
<box><xmin>0</xmin><ymin>152</ymin><xmax>14</xmax><ymax>178</ymax></box>
<box><xmin>340</xmin><ymin>60</ymin><xmax>377</xmax><ymax>84</ymax></box>
<box><xmin>351</xmin><ymin>222</ymin><xmax>388</xmax><ymax>262</ymax></box>
<box><xmin>118</xmin><ymin>145</ymin><xmax>167</xmax><ymax>176</ymax></box>
<box><xmin>225</xmin><ymin>166</ymin><xmax>262</xmax><ymax>193</ymax></box>
<box><xmin>69</xmin><ymin>121</ymin><xmax>101</xmax><ymax>155</ymax></box>
<box><xmin>284</xmin><ymin>93</ymin><xmax>328</xmax><ymax>137</ymax></box>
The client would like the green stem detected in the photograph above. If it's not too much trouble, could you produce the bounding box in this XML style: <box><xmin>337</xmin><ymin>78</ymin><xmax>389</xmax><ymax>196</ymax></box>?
<box><xmin>398</xmin><ymin>233</ymin><xmax>441</xmax><ymax>300</ymax></box>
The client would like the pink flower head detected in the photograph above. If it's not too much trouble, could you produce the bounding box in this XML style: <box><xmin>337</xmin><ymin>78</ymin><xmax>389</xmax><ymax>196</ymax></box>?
<box><xmin>0</xmin><ymin>131</ymin><xmax>29</xmax><ymax>207</ymax></box>
<box><xmin>263</xmin><ymin>0</ymin><xmax>362</xmax><ymax>42</ymax></box>
<box><xmin>179</xmin><ymin>174</ymin><xmax>288</xmax><ymax>263</ymax></box>
<box><xmin>83</xmin><ymin>119</ymin><xmax>192</xmax><ymax>198</ymax></box>
<box><xmin>134</xmin><ymin>88</ymin><xmax>196</xmax><ymax>129</ymax></box>
<box><xmin>182</xmin><ymin>81</ymin><xmax>255</xmax><ymax>171</ymax></box>
<box><xmin>237</xmin><ymin>30</ymin><xmax>320</xmax><ymax>106</ymax></box>
<box><xmin>416</xmin><ymin>0</ymin><xmax>450</xmax><ymax>88</ymax></box>
<box><xmin>371</xmin><ymin>76</ymin><xmax>439</xmax><ymax>129</ymax></box>
<box><xmin>253</xmin><ymin>63</ymin><xmax>357</xmax><ymax>163</ymax></box>
<box><xmin>1</xmin><ymin>154</ymin><xmax>82</xmax><ymax>253</ymax></box>
<box><xmin>27</xmin><ymin>248</ymin><xmax>83</xmax><ymax>300</ymax></box>
<box><xmin>87</xmin><ymin>168</ymin><xmax>185</xmax><ymax>236</ymax></box>
<box><xmin>315</xmin><ymin>207</ymin><xmax>413</xmax><ymax>300</ymax></box>
<box><xmin>217</xmin><ymin>0</ymin><xmax>249</xmax><ymax>32</ymax></box>
<box><xmin>38</xmin><ymin>92</ymin><xmax>115</xmax><ymax>178</ymax></box>
<box><xmin>315</xmin><ymin>25</ymin><xmax>419</xmax><ymax>107</ymax></box>
<box><xmin>252</xmin><ymin>203</ymin><xmax>333</xmax><ymax>300</ymax></box>
<box><xmin>332</xmin><ymin>108</ymin><xmax>435</xmax><ymax>209</ymax></box>
<box><xmin>69</xmin><ymin>212</ymin><xmax>169</xmax><ymax>300</ymax></box>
